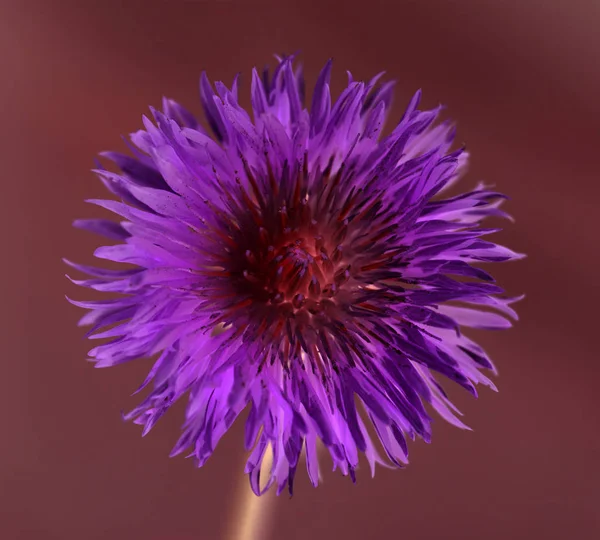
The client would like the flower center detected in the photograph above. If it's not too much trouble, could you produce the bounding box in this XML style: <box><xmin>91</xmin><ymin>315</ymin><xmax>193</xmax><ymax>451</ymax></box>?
<box><xmin>240</xmin><ymin>227</ymin><xmax>352</xmax><ymax>313</ymax></box>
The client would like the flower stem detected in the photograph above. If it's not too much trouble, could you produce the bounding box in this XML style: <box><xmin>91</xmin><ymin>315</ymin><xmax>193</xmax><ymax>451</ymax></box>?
<box><xmin>226</xmin><ymin>444</ymin><xmax>274</xmax><ymax>540</ymax></box>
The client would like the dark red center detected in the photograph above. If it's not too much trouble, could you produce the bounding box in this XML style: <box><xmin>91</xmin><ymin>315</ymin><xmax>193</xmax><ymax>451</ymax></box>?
<box><xmin>240</xmin><ymin>225</ymin><xmax>352</xmax><ymax>313</ymax></box>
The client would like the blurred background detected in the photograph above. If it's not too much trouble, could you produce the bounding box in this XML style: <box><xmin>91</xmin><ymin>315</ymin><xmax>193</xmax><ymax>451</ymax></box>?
<box><xmin>2</xmin><ymin>0</ymin><xmax>599</xmax><ymax>538</ymax></box>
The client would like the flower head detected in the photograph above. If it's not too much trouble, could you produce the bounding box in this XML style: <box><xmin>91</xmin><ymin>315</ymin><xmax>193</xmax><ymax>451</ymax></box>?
<box><xmin>67</xmin><ymin>55</ymin><xmax>522</xmax><ymax>495</ymax></box>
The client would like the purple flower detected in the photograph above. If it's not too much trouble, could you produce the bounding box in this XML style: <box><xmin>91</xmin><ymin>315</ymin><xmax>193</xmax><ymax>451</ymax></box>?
<box><xmin>67</xmin><ymin>55</ymin><xmax>523</xmax><ymax>496</ymax></box>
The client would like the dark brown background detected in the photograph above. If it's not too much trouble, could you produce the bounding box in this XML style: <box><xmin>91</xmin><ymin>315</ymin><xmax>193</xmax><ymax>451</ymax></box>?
<box><xmin>2</xmin><ymin>0</ymin><xmax>599</xmax><ymax>539</ymax></box>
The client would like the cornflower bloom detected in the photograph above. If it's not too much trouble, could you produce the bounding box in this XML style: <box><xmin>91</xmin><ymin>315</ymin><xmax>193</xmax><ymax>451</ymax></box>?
<box><xmin>67</xmin><ymin>56</ymin><xmax>522</xmax><ymax>496</ymax></box>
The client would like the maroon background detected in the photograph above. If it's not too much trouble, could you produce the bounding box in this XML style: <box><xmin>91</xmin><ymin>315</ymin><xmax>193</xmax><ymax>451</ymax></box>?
<box><xmin>2</xmin><ymin>1</ymin><xmax>599</xmax><ymax>539</ymax></box>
